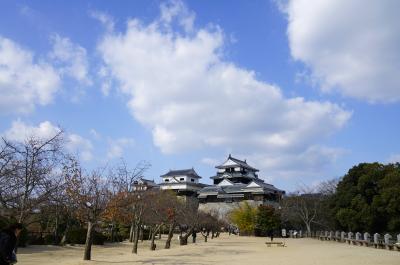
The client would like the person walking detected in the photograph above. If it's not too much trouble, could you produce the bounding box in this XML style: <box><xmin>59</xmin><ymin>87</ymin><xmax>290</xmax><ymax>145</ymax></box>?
<box><xmin>0</xmin><ymin>223</ymin><xmax>23</xmax><ymax>265</ymax></box>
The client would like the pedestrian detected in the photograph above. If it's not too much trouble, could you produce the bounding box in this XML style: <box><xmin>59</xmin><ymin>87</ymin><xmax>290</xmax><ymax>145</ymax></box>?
<box><xmin>0</xmin><ymin>223</ymin><xmax>23</xmax><ymax>265</ymax></box>
<box><xmin>192</xmin><ymin>230</ymin><xmax>197</xmax><ymax>243</ymax></box>
<box><xmin>269</xmin><ymin>230</ymin><xmax>274</xmax><ymax>242</ymax></box>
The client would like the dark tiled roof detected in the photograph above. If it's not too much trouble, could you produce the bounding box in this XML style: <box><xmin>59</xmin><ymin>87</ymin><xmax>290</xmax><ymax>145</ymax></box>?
<box><xmin>198</xmin><ymin>181</ymin><xmax>284</xmax><ymax>195</ymax></box>
<box><xmin>158</xmin><ymin>182</ymin><xmax>207</xmax><ymax>188</ymax></box>
<box><xmin>161</xmin><ymin>168</ymin><xmax>202</xmax><ymax>179</ymax></box>
<box><xmin>215</xmin><ymin>155</ymin><xmax>259</xmax><ymax>172</ymax></box>
<box><xmin>210</xmin><ymin>172</ymin><xmax>257</xmax><ymax>179</ymax></box>
<box><xmin>139</xmin><ymin>178</ymin><xmax>156</xmax><ymax>184</ymax></box>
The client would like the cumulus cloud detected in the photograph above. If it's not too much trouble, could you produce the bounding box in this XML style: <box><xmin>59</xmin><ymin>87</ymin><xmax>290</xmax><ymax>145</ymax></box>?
<box><xmin>49</xmin><ymin>34</ymin><xmax>91</xmax><ymax>86</ymax></box>
<box><xmin>3</xmin><ymin>120</ymin><xmax>93</xmax><ymax>162</ymax></box>
<box><xmin>0</xmin><ymin>36</ymin><xmax>60</xmax><ymax>114</ymax></box>
<box><xmin>66</xmin><ymin>133</ymin><xmax>93</xmax><ymax>161</ymax></box>
<box><xmin>98</xmin><ymin>0</ymin><xmax>351</xmax><ymax>179</ymax></box>
<box><xmin>280</xmin><ymin>0</ymin><xmax>400</xmax><ymax>103</ymax></box>
<box><xmin>3</xmin><ymin>120</ymin><xmax>61</xmax><ymax>142</ymax></box>
<box><xmin>107</xmin><ymin>137</ymin><xmax>135</xmax><ymax>159</ymax></box>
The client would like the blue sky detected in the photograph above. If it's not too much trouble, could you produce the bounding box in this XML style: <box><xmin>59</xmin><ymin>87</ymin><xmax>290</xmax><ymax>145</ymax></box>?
<box><xmin>1</xmin><ymin>0</ymin><xmax>399</xmax><ymax>192</ymax></box>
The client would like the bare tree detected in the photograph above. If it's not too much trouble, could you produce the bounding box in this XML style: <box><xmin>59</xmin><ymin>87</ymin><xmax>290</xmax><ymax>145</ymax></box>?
<box><xmin>176</xmin><ymin>199</ymin><xmax>199</xmax><ymax>245</ymax></box>
<box><xmin>64</xmin><ymin>162</ymin><xmax>109</xmax><ymax>261</ymax></box>
<box><xmin>0</xmin><ymin>131</ymin><xmax>64</xmax><ymax>223</ymax></box>
<box><xmin>199</xmin><ymin>211</ymin><xmax>221</xmax><ymax>242</ymax></box>
<box><xmin>163</xmin><ymin>192</ymin><xmax>181</xmax><ymax>249</ymax></box>
<box><xmin>113</xmin><ymin>160</ymin><xmax>150</xmax><ymax>244</ymax></box>
<box><xmin>281</xmin><ymin>186</ymin><xmax>324</xmax><ymax>234</ymax></box>
<box><xmin>0</xmin><ymin>140</ymin><xmax>17</xmax><ymax>214</ymax></box>
<box><xmin>142</xmin><ymin>190</ymin><xmax>180</xmax><ymax>250</ymax></box>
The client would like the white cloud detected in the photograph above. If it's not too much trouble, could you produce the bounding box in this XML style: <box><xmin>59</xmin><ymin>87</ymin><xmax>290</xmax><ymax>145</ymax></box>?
<box><xmin>66</xmin><ymin>133</ymin><xmax>93</xmax><ymax>161</ymax></box>
<box><xmin>281</xmin><ymin>0</ymin><xmax>400</xmax><ymax>103</ymax></box>
<box><xmin>0</xmin><ymin>36</ymin><xmax>60</xmax><ymax>114</ymax></box>
<box><xmin>90</xmin><ymin>129</ymin><xmax>101</xmax><ymax>140</ymax></box>
<box><xmin>3</xmin><ymin>120</ymin><xmax>61</xmax><ymax>142</ymax></box>
<box><xmin>97</xmin><ymin>65</ymin><xmax>113</xmax><ymax>96</ymax></box>
<box><xmin>387</xmin><ymin>154</ymin><xmax>400</xmax><ymax>164</ymax></box>
<box><xmin>160</xmin><ymin>0</ymin><xmax>195</xmax><ymax>32</ymax></box>
<box><xmin>201</xmin><ymin>157</ymin><xmax>220</xmax><ymax>167</ymax></box>
<box><xmin>107</xmin><ymin>137</ymin><xmax>135</xmax><ymax>159</ymax></box>
<box><xmin>2</xmin><ymin>120</ymin><xmax>93</xmax><ymax>162</ymax></box>
<box><xmin>89</xmin><ymin>10</ymin><xmax>115</xmax><ymax>32</ymax></box>
<box><xmin>49</xmin><ymin>34</ymin><xmax>91</xmax><ymax>86</ymax></box>
<box><xmin>98</xmin><ymin>0</ymin><xmax>351</xmax><ymax>179</ymax></box>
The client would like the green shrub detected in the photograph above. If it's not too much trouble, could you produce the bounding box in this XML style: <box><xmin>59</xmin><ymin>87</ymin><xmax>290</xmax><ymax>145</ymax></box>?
<box><xmin>229</xmin><ymin>202</ymin><xmax>257</xmax><ymax>236</ymax></box>
<box><xmin>66</xmin><ymin>228</ymin><xmax>106</xmax><ymax>245</ymax></box>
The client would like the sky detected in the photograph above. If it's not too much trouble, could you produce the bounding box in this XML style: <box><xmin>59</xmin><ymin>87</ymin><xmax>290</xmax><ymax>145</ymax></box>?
<box><xmin>1</xmin><ymin>0</ymin><xmax>399</xmax><ymax>192</ymax></box>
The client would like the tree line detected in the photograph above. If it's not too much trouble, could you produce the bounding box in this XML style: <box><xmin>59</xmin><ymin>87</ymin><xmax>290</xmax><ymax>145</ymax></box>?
<box><xmin>0</xmin><ymin>131</ymin><xmax>225</xmax><ymax>260</ymax></box>
<box><xmin>280</xmin><ymin>163</ymin><xmax>400</xmax><ymax>235</ymax></box>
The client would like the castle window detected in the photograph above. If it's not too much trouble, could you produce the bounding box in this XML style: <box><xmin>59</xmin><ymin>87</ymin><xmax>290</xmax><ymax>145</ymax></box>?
<box><xmin>180</xmin><ymin>177</ymin><xmax>184</xmax><ymax>181</ymax></box>
<box><xmin>165</xmin><ymin>179</ymin><xmax>169</xmax><ymax>182</ymax></box>
<box><xmin>191</xmin><ymin>178</ymin><xmax>195</xmax><ymax>182</ymax></box>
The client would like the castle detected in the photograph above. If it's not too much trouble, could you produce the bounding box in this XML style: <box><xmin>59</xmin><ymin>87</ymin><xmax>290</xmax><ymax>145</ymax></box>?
<box><xmin>157</xmin><ymin>155</ymin><xmax>284</xmax><ymax>218</ymax></box>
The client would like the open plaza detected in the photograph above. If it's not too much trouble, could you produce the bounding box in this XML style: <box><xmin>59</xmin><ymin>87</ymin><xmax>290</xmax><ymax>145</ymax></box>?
<box><xmin>18</xmin><ymin>234</ymin><xmax>400</xmax><ymax>265</ymax></box>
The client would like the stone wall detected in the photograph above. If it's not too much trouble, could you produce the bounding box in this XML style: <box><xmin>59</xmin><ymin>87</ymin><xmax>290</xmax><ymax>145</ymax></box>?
<box><xmin>198</xmin><ymin>200</ymin><xmax>279</xmax><ymax>220</ymax></box>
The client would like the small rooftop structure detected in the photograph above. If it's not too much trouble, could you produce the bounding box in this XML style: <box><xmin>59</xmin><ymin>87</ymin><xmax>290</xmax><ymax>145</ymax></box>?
<box><xmin>161</xmin><ymin>168</ymin><xmax>202</xmax><ymax>179</ymax></box>
<box><xmin>159</xmin><ymin>168</ymin><xmax>206</xmax><ymax>197</ymax></box>
<box><xmin>132</xmin><ymin>177</ymin><xmax>159</xmax><ymax>191</ymax></box>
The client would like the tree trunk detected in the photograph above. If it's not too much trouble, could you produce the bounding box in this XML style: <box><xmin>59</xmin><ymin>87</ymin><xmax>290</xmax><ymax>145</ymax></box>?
<box><xmin>150</xmin><ymin>225</ymin><xmax>161</xmax><ymax>250</ymax></box>
<box><xmin>192</xmin><ymin>232</ymin><xmax>196</xmax><ymax>243</ymax></box>
<box><xmin>83</xmin><ymin>221</ymin><xmax>93</xmax><ymax>260</ymax></box>
<box><xmin>179</xmin><ymin>228</ymin><xmax>193</xmax><ymax>246</ymax></box>
<box><xmin>129</xmin><ymin>222</ymin><xmax>134</xmax><ymax>242</ymax></box>
<box><xmin>54</xmin><ymin>214</ymin><xmax>59</xmax><ymax>245</ymax></box>
<box><xmin>165</xmin><ymin>223</ymin><xmax>175</xmax><ymax>249</ymax></box>
<box><xmin>132</xmin><ymin>223</ymin><xmax>140</xmax><ymax>254</ymax></box>
<box><xmin>306</xmin><ymin>223</ymin><xmax>311</xmax><ymax>234</ymax></box>
<box><xmin>201</xmin><ymin>231</ymin><xmax>208</xmax><ymax>242</ymax></box>
<box><xmin>110</xmin><ymin>222</ymin><xmax>115</xmax><ymax>242</ymax></box>
<box><xmin>60</xmin><ymin>222</ymin><xmax>69</xmax><ymax>246</ymax></box>
<box><xmin>139</xmin><ymin>226</ymin><xmax>144</xmax><ymax>242</ymax></box>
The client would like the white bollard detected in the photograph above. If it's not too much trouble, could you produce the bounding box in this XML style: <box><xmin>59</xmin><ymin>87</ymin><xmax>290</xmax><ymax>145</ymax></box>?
<box><xmin>384</xmin><ymin>234</ymin><xmax>392</xmax><ymax>245</ymax></box>
<box><xmin>341</xmin><ymin>231</ymin><xmax>346</xmax><ymax>241</ymax></box>
<box><xmin>364</xmin><ymin>232</ymin><xmax>370</xmax><ymax>242</ymax></box>
<box><xmin>348</xmin><ymin>232</ymin><xmax>353</xmax><ymax>239</ymax></box>
<box><xmin>374</xmin><ymin>233</ymin><xmax>380</xmax><ymax>244</ymax></box>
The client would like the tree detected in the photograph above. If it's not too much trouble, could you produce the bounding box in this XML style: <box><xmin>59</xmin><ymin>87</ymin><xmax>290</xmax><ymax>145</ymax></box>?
<box><xmin>255</xmin><ymin>205</ymin><xmax>280</xmax><ymax>236</ymax></box>
<box><xmin>0</xmin><ymin>131</ymin><xmax>64</xmax><ymax>224</ymax></box>
<box><xmin>281</xmin><ymin>191</ymin><xmax>322</xmax><ymax>234</ymax></box>
<box><xmin>332</xmin><ymin>162</ymin><xmax>400</xmax><ymax>232</ymax></box>
<box><xmin>113</xmin><ymin>160</ymin><xmax>150</xmax><ymax>245</ymax></box>
<box><xmin>64</xmin><ymin>161</ymin><xmax>109</xmax><ymax>261</ymax></box>
<box><xmin>199</xmin><ymin>211</ymin><xmax>219</xmax><ymax>242</ymax></box>
<box><xmin>229</xmin><ymin>202</ymin><xmax>257</xmax><ymax>236</ymax></box>
<box><xmin>0</xmin><ymin>140</ymin><xmax>17</xmax><ymax>214</ymax></box>
<box><xmin>176</xmin><ymin>199</ymin><xmax>199</xmax><ymax>245</ymax></box>
<box><xmin>139</xmin><ymin>190</ymin><xmax>179</xmax><ymax>250</ymax></box>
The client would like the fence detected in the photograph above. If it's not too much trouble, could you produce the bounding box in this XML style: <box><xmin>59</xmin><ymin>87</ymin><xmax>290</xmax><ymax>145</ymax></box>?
<box><xmin>284</xmin><ymin>229</ymin><xmax>400</xmax><ymax>251</ymax></box>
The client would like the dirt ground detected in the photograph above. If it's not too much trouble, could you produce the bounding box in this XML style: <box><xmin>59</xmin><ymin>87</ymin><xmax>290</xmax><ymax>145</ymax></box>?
<box><xmin>18</xmin><ymin>234</ymin><xmax>400</xmax><ymax>265</ymax></box>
